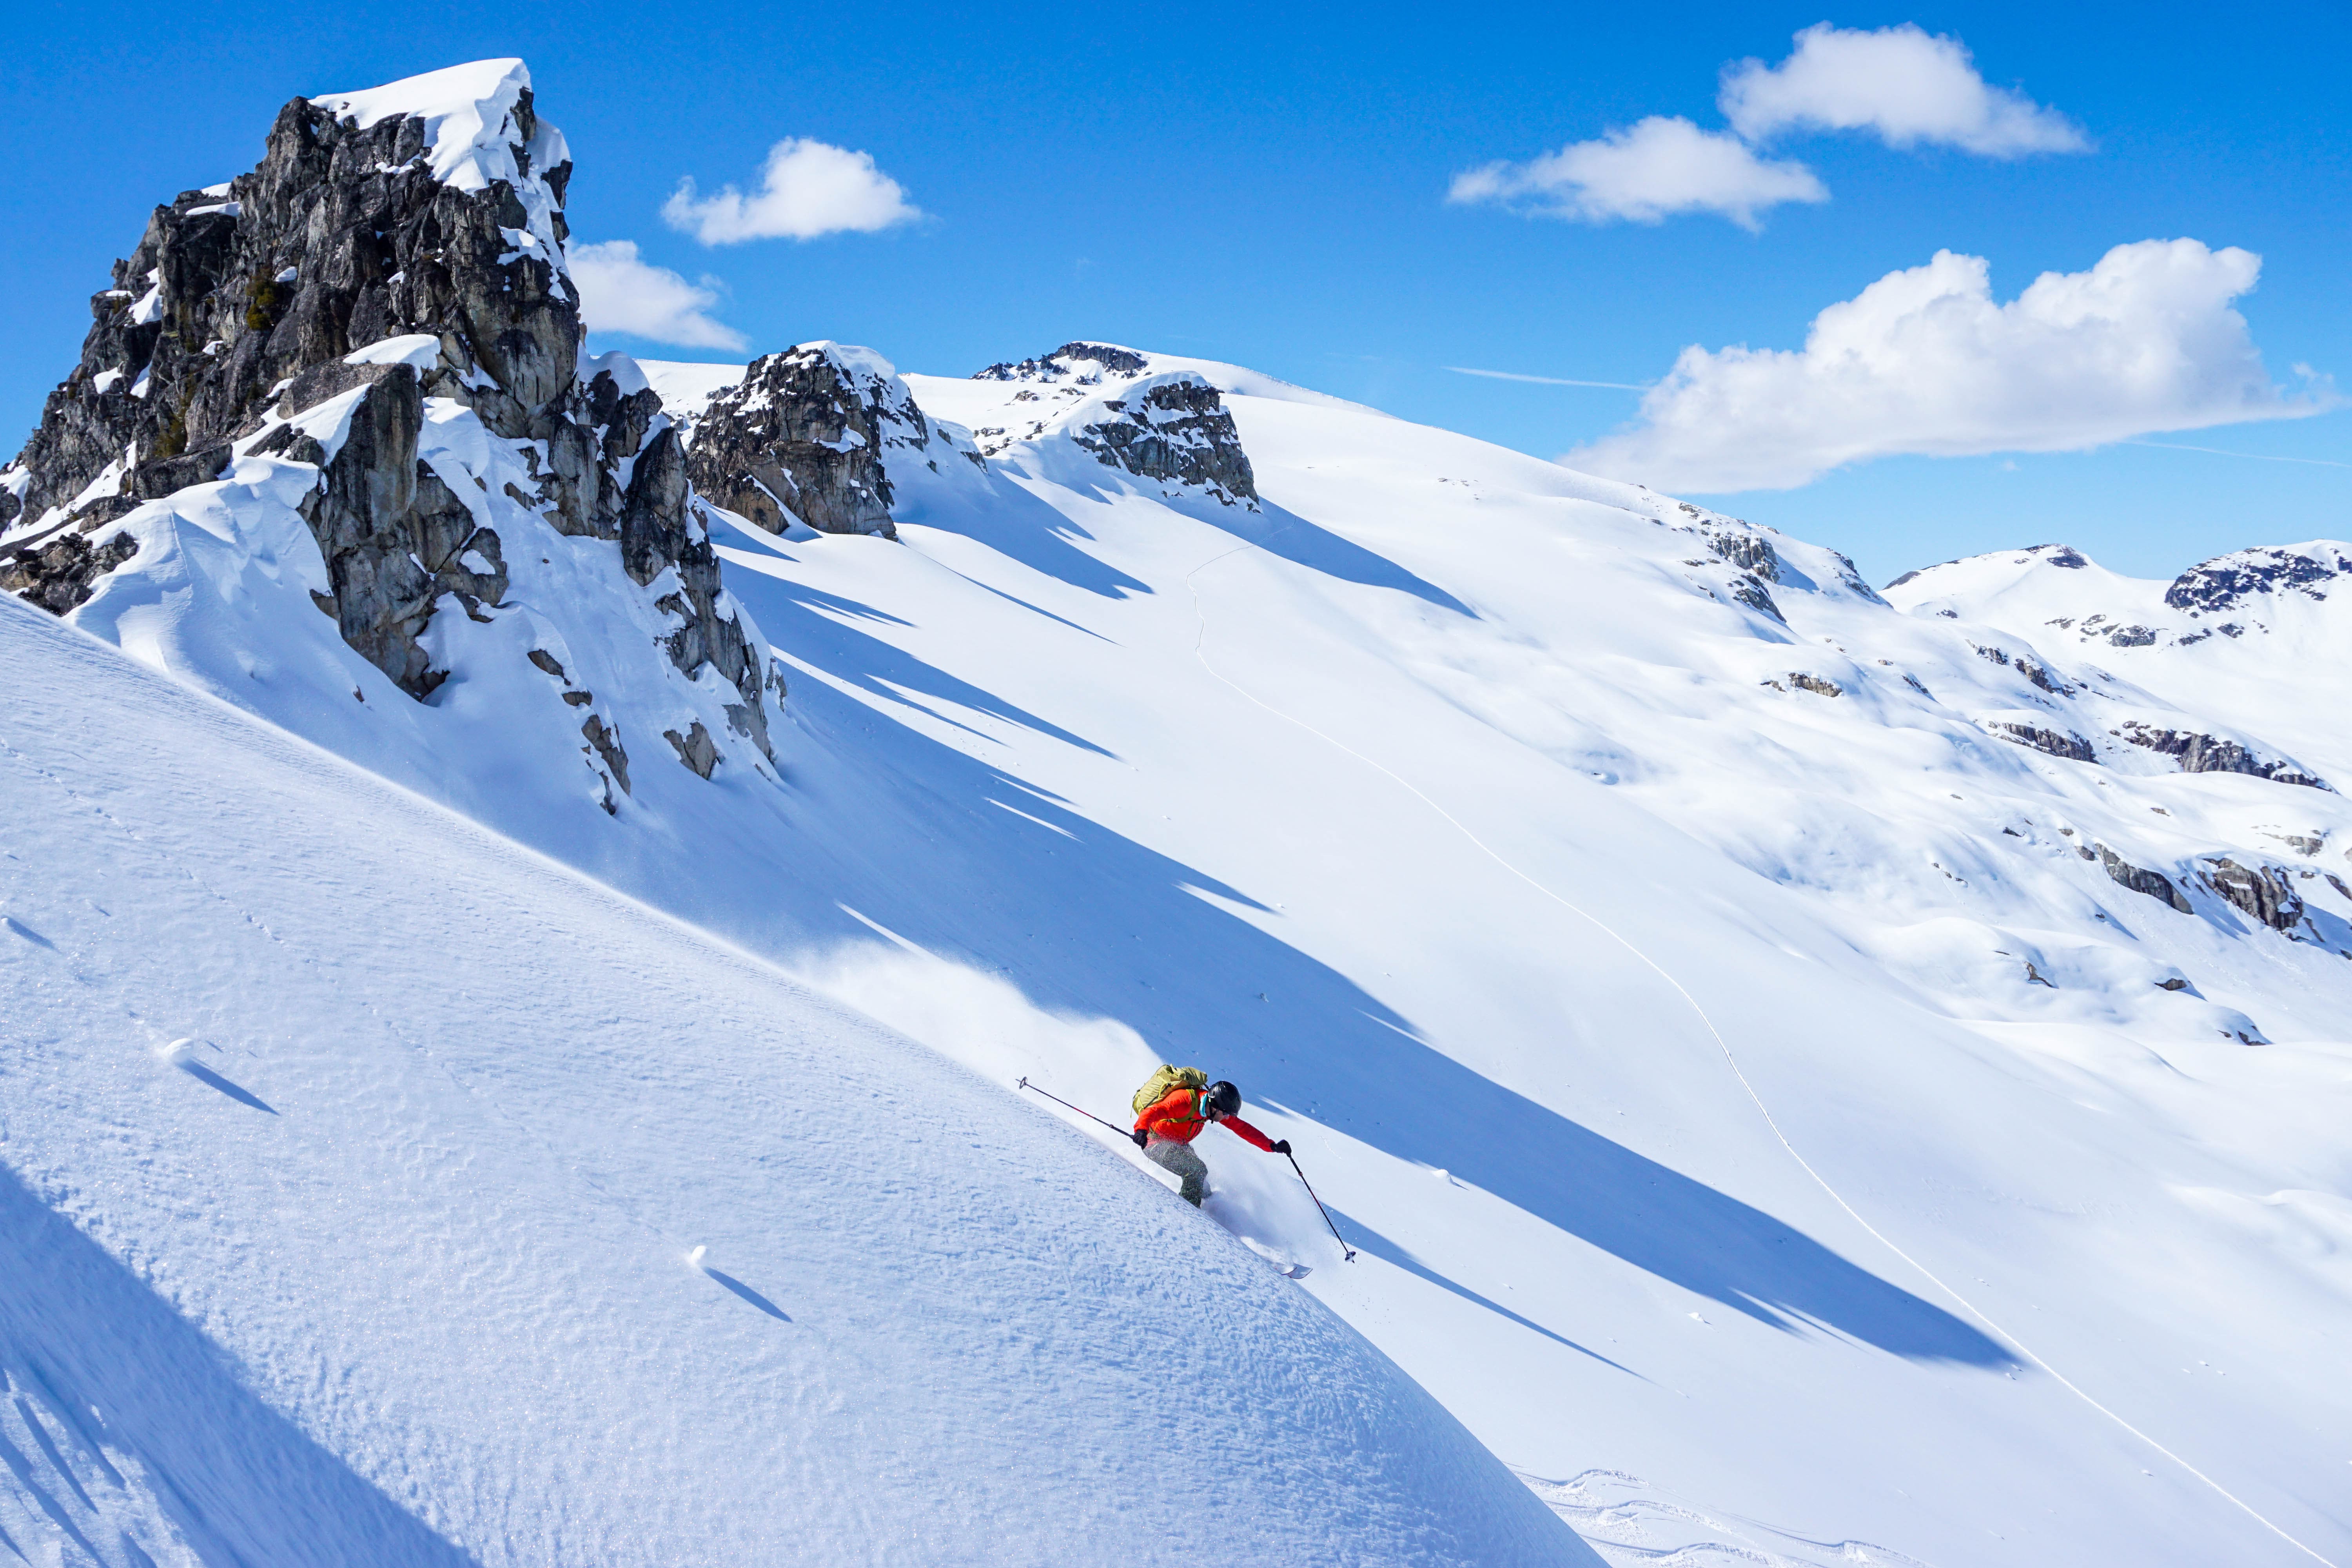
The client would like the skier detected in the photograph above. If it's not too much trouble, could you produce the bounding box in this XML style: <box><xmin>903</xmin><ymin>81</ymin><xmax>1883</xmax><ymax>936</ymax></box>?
<box><xmin>1129</xmin><ymin>1070</ymin><xmax>1291</xmax><ymax>1207</ymax></box>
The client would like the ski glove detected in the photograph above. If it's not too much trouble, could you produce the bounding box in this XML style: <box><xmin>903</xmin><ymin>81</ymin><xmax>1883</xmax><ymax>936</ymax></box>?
<box><xmin>1272</xmin><ymin>1140</ymin><xmax>1292</xmax><ymax>1156</ymax></box>
<box><xmin>1131</xmin><ymin>1129</ymin><xmax>1150</xmax><ymax>1149</ymax></box>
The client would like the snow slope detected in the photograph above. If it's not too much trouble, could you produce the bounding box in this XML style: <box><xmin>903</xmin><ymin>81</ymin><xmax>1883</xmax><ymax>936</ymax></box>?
<box><xmin>25</xmin><ymin>318</ymin><xmax>2352</xmax><ymax>1562</ymax></box>
<box><xmin>1887</xmin><ymin>538</ymin><xmax>2352</xmax><ymax>789</ymax></box>
<box><xmin>9</xmin><ymin>76</ymin><xmax>2349</xmax><ymax>1558</ymax></box>
<box><xmin>0</xmin><ymin>592</ymin><xmax>1583</xmax><ymax>1566</ymax></box>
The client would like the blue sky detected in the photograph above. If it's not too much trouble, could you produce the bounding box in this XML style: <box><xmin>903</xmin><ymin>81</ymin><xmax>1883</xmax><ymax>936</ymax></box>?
<box><xmin>4</xmin><ymin>1</ymin><xmax>2344</xmax><ymax>581</ymax></box>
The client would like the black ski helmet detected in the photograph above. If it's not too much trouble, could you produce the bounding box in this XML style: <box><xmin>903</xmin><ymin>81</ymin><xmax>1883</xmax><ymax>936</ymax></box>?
<box><xmin>1205</xmin><ymin>1080</ymin><xmax>1241</xmax><ymax>1118</ymax></box>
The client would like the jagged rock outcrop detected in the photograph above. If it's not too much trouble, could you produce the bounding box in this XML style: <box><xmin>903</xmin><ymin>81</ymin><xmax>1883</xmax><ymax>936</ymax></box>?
<box><xmin>1972</xmin><ymin>644</ymin><xmax>2070</xmax><ymax>696</ymax></box>
<box><xmin>975</xmin><ymin>342</ymin><xmax>1149</xmax><ymax>382</ymax></box>
<box><xmin>2201</xmin><ymin>858</ymin><xmax>2305</xmax><ymax>932</ymax></box>
<box><xmin>1993</xmin><ymin>722</ymin><xmax>2096</xmax><ymax>762</ymax></box>
<box><xmin>1701</xmin><ymin>526</ymin><xmax>1780</xmax><ymax>582</ymax></box>
<box><xmin>0</xmin><ymin>61</ymin><xmax>775</xmax><ymax>779</ymax></box>
<box><xmin>1069</xmin><ymin>376</ymin><xmax>1258</xmax><ymax>507</ymax></box>
<box><xmin>2093</xmin><ymin>843</ymin><xmax>2192</xmax><ymax>913</ymax></box>
<box><xmin>2117</xmin><ymin>722</ymin><xmax>2328</xmax><ymax>791</ymax></box>
<box><xmin>2166</xmin><ymin>544</ymin><xmax>2350</xmax><ymax>613</ymax></box>
<box><xmin>678</xmin><ymin>343</ymin><xmax>933</xmax><ymax>539</ymax></box>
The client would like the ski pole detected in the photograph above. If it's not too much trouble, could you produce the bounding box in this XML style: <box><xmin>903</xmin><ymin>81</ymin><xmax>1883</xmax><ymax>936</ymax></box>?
<box><xmin>1017</xmin><ymin>1076</ymin><xmax>1132</xmax><ymax>1139</ymax></box>
<box><xmin>1286</xmin><ymin>1151</ymin><xmax>1357</xmax><ymax>1262</ymax></box>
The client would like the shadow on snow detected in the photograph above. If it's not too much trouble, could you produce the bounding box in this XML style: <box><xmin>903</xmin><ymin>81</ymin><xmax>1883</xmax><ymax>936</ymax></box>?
<box><xmin>717</xmin><ymin>574</ymin><xmax>2013</xmax><ymax>1370</ymax></box>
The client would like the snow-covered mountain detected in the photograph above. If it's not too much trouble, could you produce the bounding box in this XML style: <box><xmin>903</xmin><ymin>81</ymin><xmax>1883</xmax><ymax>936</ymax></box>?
<box><xmin>6</xmin><ymin>60</ymin><xmax>2351</xmax><ymax>1568</ymax></box>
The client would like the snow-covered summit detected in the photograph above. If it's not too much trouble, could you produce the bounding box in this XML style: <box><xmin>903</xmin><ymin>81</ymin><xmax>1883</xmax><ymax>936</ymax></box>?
<box><xmin>310</xmin><ymin>58</ymin><xmax>568</xmax><ymax>212</ymax></box>
<box><xmin>970</xmin><ymin>338</ymin><xmax>1387</xmax><ymax>414</ymax></box>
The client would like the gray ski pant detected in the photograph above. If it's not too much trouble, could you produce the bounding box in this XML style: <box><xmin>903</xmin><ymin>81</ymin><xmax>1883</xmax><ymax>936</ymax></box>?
<box><xmin>1145</xmin><ymin>1134</ymin><xmax>1208</xmax><ymax>1206</ymax></box>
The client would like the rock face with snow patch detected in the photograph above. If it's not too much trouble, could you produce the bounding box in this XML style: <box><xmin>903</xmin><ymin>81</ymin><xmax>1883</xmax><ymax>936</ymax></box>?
<box><xmin>0</xmin><ymin>60</ymin><xmax>776</xmax><ymax>775</ymax></box>
<box><xmin>2201</xmin><ymin>858</ymin><xmax>2305</xmax><ymax>931</ymax></box>
<box><xmin>1068</xmin><ymin>375</ymin><xmax>1258</xmax><ymax>506</ymax></box>
<box><xmin>974</xmin><ymin>341</ymin><xmax>1150</xmax><ymax>383</ymax></box>
<box><xmin>2094</xmin><ymin>843</ymin><xmax>2192</xmax><ymax>913</ymax></box>
<box><xmin>679</xmin><ymin>344</ymin><xmax>927</xmax><ymax>539</ymax></box>
<box><xmin>2117</xmin><ymin>722</ymin><xmax>2329</xmax><ymax>790</ymax></box>
<box><xmin>2165</xmin><ymin>544</ymin><xmax>2350</xmax><ymax>613</ymax></box>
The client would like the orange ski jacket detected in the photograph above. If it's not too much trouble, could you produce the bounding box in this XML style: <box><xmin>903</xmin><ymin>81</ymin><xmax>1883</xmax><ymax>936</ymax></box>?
<box><xmin>1134</xmin><ymin>1085</ymin><xmax>1276</xmax><ymax>1152</ymax></box>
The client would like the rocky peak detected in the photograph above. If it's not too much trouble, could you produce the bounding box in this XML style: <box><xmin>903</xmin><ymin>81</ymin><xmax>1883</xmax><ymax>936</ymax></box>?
<box><xmin>679</xmin><ymin>343</ymin><xmax>943</xmax><ymax>539</ymax></box>
<box><xmin>0</xmin><ymin>60</ymin><xmax>778</xmax><ymax>793</ymax></box>
<box><xmin>2164</xmin><ymin>543</ymin><xmax>2351</xmax><ymax>614</ymax></box>
<box><xmin>973</xmin><ymin>341</ymin><xmax>1150</xmax><ymax>383</ymax></box>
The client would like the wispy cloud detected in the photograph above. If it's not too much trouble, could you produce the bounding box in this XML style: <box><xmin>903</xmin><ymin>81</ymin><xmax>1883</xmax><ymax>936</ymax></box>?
<box><xmin>1448</xmin><ymin>116</ymin><xmax>1824</xmax><ymax>231</ymax></box>
<box><xmin>2125</xmin><ymin>440</ymin><xmax>2349</xmax><ymax>469</ymax></box>
<box><xmin>1567</xmin><ymin>240</ymin><xmax>2331</xmax><ymax>492</ymax></box>
<box><xmin>568</xmin><ymin>240</ymin><xmax>746</xmax><ymax>351</ymax></box>
<box><xmin>1721</xmin><ymin>24</ymin><xmax>2089</xmax><ymax>156</ymax></box>
<box><xmin>1446</xmin><ymin>366</ymin><xmax>1647</xmax><ymax>390</ymax></box>
<box><xmin>665</xmin><ymin>138</ymin><xmax>923</xmax><ymax>245</ymax></box>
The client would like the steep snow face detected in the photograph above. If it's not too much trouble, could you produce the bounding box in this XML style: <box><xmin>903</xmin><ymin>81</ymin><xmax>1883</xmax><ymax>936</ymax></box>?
<box><xmin>700</xmin><ymin>365</ymin><xmax>2347</xmax><ymax>1566</ymax></box>
<box><xmin>0</xmin><ymin>595</ymin><xmax>1581</xmax><ymax>1566</ymax></box>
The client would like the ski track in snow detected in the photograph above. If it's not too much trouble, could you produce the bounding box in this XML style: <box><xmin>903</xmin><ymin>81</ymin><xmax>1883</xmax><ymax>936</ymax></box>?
<box><xmin>1184</xmin><ymin>532</ymin><xmax>2341</xmax><ymax>1568</ymax></box>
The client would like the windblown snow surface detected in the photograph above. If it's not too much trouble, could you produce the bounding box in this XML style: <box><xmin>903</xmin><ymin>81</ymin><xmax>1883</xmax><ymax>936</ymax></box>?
<box><xmin>0</xmin><ymin>595</ymin><xmax>1576</xmax><ymax>1566</ymax></box>
<box><xmin>9</xmin><ymin>179</ymin><xmax>2352</xmax><ymax>1561</ymax></box>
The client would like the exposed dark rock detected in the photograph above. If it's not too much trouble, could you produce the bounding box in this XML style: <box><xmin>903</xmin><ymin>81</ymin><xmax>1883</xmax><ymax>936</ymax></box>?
<box><xmin>128</xmin><ymin>446</ymin><xmax>231</xmax><ymax>499</ymax></box>
<box><xmin>2103</xmin><ymin>625</ymin><xmax>2158</xmax><ymax>648</ymax></box>
<box><xmin>1702</xmin><ymin>528</ymin><xmax>1780</xmax><ymax>582</ymax></box>
<box><xmin>1884</xmin><ymin>558</ymin><xmax>1956</xmax><ymax>590</ymax></box>
<box><xmin>0</xmin><ymin>522</ymin><xmax>140</xmax><ymax>614</ymax></box>
<box><xmin>2155</xmin><ymin>976</ymin><xmax>2189</xmax><ymax>991</ymax></box>
<box><xmin>2118</xmin><ymin>722</ymin><xmax>2330</xmax><ymax>791</ymax></box>
<box><xmin>975</xmin><ymin>341</ymin><xmax>1149</xmax><ymax>382</ymax></box>
<box><xmin>2093</xmin><ymin>842</ymin><xmax>2192</xmax><ymax>913</ymax></box>
<box><xmin>1787</xmin><ymin>673</ymin><xmax>1842</xmax><ymax>698</ymax></box>
<box><xmin>664</xmin><ymin>720</ymin><xmax>722</xmax><ymax>779</ymax></box>
<box><xmin>580</xmin><ymin>713</ymin><xmax>630</xmax><ymax>798</ymax></box>
<box><xmin>1728</xmin><ymin>576</ymin><xmax>1784</xmax><ymax>622</ymax></box>
<box><xmin>1069</xmin><ymin>377</ymin><xmax>1258</xmax><ymax>506</ymax></box>
<box><xmin>2202</xmin><ymin>858</ymin><xmax>2305</xmax><ymax>932</ymax></box>
<box><xmin>680</xmin><ymin>345</ymin><xmax>910</xmax><ymax>539</ymax></box>
<box><xmin>1972</xmin><ymin>643</ymin><xmax>2069</xmax><ymax>695</ymax></box>
<box><xmin>291</xmin><ymin>366</ymin><xmax>515</xmax><ymax>696</ymax></box>
<box><xmin>1991</xmin><ymin>723</ymin><xmax>2096</xmax><ymax>762</ymax></box>
<box><xmin>4</xmin><ymin>70</ymin><xmax>776</xmax><ymax>774</ymax></box>
<box><xmin>2167</xmin><ymin>545</ymin><xmax>2351</xmax><ymax>613</ymax></box>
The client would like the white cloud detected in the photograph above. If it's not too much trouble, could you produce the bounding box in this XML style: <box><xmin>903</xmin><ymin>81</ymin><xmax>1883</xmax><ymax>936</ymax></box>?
<box><xmin>1447</xmin><ymin>116</ymin><xmax>1826</xmax><ymax>230</ymax></box>
<box><xmin>663</xmin><ymin>138</ymin><xmax>922</xmax><ymax>245</ymax></box>
<box><xmin>1720</xmin><ymin>23</ymin><xmax>2088</xmax><ymax>156</ymax></box>
<box><xmin>1566</xmin><ymin>239</ymin><xmax>2330</xmax><ymax>492</ymax></box>
<box><xmin>567</xmin><ymin>240</ymin><xmax>747</xmax><ymax>351</ymax></box>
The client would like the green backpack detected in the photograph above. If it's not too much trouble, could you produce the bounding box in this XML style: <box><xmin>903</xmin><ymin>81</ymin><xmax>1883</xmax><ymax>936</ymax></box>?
<box><xmin>1132</xmin><ymin>1064</ymin><xmax>1208</xmax><ymax>1116</ymax></box>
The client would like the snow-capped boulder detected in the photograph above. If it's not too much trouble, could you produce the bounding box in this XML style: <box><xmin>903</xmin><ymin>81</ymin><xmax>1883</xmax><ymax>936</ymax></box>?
<box><xmin>0</xmin><ymin>60</ymin><xmax>780</xmax><ymax>793</ymax></box>
<box><xmin>677</xmin><ymin>342</ymin><xmax>967</xmax><ymax>539</ymax></box>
